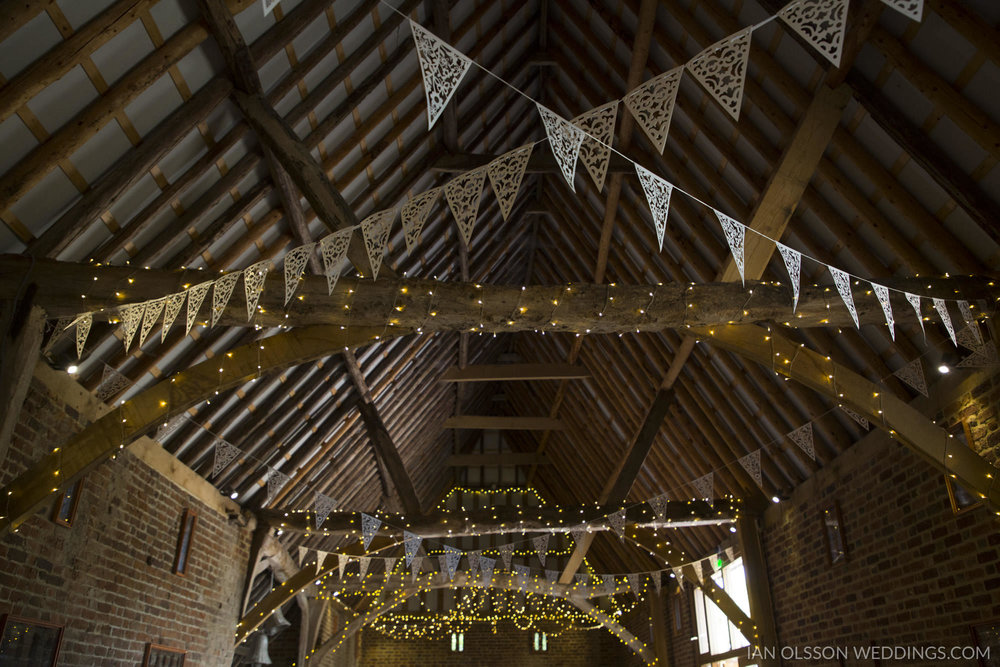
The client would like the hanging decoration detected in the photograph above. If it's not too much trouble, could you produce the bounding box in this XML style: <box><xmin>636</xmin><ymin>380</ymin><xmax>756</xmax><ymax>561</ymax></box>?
<box><xmin>401</xmin><ymin>187</ymin><xmax>441</xmax><ymax>252</ymax></box>
<box><xmin>686</xmin><ymin>27</ymin><xmax>753</xmax><ymax>121</ymax></box>
<box><xmin>444</xmin><ymin>167</ymin><xmax>487</xmax><ymax>247</ymax></box>
<box><xmin>933</xmin><ymin>298</ymin><xmax>957</xmax><ymax>347</ymax></box>
<box><xmin>411</xmin><ymin>556</ymin><xmax>423</xmax><ymax>582</ymax></box>
<box><xmin>360</xmin><ymin>209</ymin><xmax>396</xmax><ymax>281</ymax></box>
<box><xmin>716</xmin><ymin>212</ymin><xmax>746</xmax><ymax>285</ymax></box>
<box><xmin>957</xmin><ymin>326</ymin><xmax>983</xmax><ymax>351</ymax></box>
<box><xmin>486</xmin><ymin>144</ymin><xmax>533</xmax><ymax>221</ymax></box>
<box><xmin>533</xmin><ymin>534</ymin><xmax>550</xmax><ymax>567</ymax></box>
<box><xmin>607</xmin><ymin>509</ymin><xmax>627</xmax><ymax>540</ymax></box>
<box><xmin>467</xmin><ymin>550</ymin><xmax>480</xmax><ymax>576</ymax></box>
<box><xmin>265</xmin><ymin>467</ymin><xmax>290</xmax><ymax>505</ymax></box>
<box><xmin>243</xmin><ymin>260</ymin><xmax>270</xmax><ymax>321</ymax></box>
<box><xmin>95</xmin><ymin>363</ymin><xmax>131</xmax><ymax>402</ymax></box>
<box><xmin>358</xmin><ymin>556</ymin><xmax>372</xmax><ymax>581</ymax></box>
<box><xmin>648</xmin><ymin>493</ymin><xmax>669</xmax><ymax>523</ymax></box>
<box><xmin>361</xmin><ymin>513</ymin><xmax>382</xmax><ymax>550</ymax></box>
<box><xmin>283</xmin><ymin>243</ymin><xmax>314</xmax><ymax>306</ymax></box>
<box><xmin>75</xmin><ymin>314</ymin><xmax>92</xmax><ymax>359</ymax></box>
<box><xmin>602</xmin><ymin>574</ymin><xmax>615</xmax><ymax>595</ymax></box>
<box><xmin>319</xmin><ymin>228</ymin><xmax>354</xmax><ymax>295</ymax></box>
<box><xmin>776</xmin><ymin>243</ymin><xmax>802</xmax><ymax>312</ymax></box>
<box><xmin>404</xmin><ymin>531</ymin><xmax>422</xmax><ymax>566</ymax></box>
<box><xmin>410</xmin><ymin>20</ymin><xmax>472</xmax><ymax>130</ymax></box>
<box><xmin>652</xmin><ymin>570</ymin><xmax>662</xmax><ymax>595</ymax></box>
<box><xmin>161</xmin><ymin>292</ymin><xmax>185</xmax><ymax>343</ymax></box>
<box><xmin>537</xmin><ymin>103</ymin><xmax>586</xmax><ymax>191</ymax></box>
<box><xmin>623</xmin><ymin>68</ymin><xmax>683</xmax><ymax>155</ymax></box>
<box><xmin>635</xmin><ymin>164</ymin><xmax>674</xmax><ymax>251</ymax></box>
<box><xmin>957</xmin><ymin>302</ymin><xmax>983</xmax><ymax>346</ymax></box>
<box><xmin>570</xmin><ymin>525</ymin><xmax>588</xmax><ymax>546</ymax></box>
<box><xmin>439</xmin><ymin>546</ymin><xmax>462</xmax><ymax>580</ymax></box>
<box><xmin>778</xmin><ymin>0</ymin><xmax>850</xmax><ymax>68</ymax></box>
<box><xmin>905</xmin><ymin>292</ymin><xmax>925</xmax><ymax>339</ymax></box>
<box><xmin>894</xmin><ymin>357</ymin><xmax>928</xmax><ymax>397</ymax></box>
<box><xmin>672</xmin><ymin>567</ymin><xmax>685</xmax><ymax>588</ymax></box>
<box><xmin>339</xmin><ymin>553</ymin><xmax>350</xmax><ymax>582</ymax></box>
<box><xmin>212</xmin><ymin>439</ymin><xmax>242</xmax><ymax>478</ymax></box>
<box><xmin>573</xmin><ymin>101</ymin><xmax>619</xmax><ymax>190</ymax></box>
<box><xmin>211</xmin><ymin>271</ymin><xmax>241</xmax><ymax>327</ymax></box>
<box><xmin>627</xmin><ymin>573</ymin><xmax>641</xmax><ymax>600</ymax></box>
<box><xmin>788</xmin><ymin>422</ymin><xmax>815</xmax><ymax>461</ymax></box>
<box><xmin>186</xmin><ymin>281</ymin><xmax>212</xmax><ymax>335</ymax></box>
<box><xmin>139</xmin><ymin>298</ymin><xmax>164</xmax><ymax>348</ymax></box>
<box><xmin>738</xmin><ymin>449</ymin><xmax>763</xmax><ymax>489</ymax></box>
<box><xmin>498</xmin><ymin>543</ymin><xmax>515</xmax><ymax>570</ymax></box>
<box><xmin>829</xmin><ymin>266</ymin><xmax>859</xmax><ymax>329</ymax></box>
<box><xmin>155</xmin><ymin>413</ymin><xmax>187</xmax><ymax>442</ymax></box>
<box><xmin>872</xmin><ymin>282</ymin><xmax>895</xmax><ymax>340</ymax></box>
<box><xmin>881</xmin><ymin>0</ymin><xmax>923</xmax><ymax>21</ymax></box>
<box><xmin>514</xmin><ymin>564</ymin><xmax>530</xmax><ymax>589</ymax></box>
<box><xmin>479</xmin><ymin>555</ymin><xmax>496</xmax><ymax>584</ymax></box>
<box><xmin>384</xmin><ymin>557</ymin><xmax>397</xmax><ymax>578</ymax></box>
<box><xmin>840</xmin><ymin>405</ymin><xmax>869</xmax><ymax>430</ymax></box>
<box><xmin>316</xmin><ymin>551</ymin><xmax>329</xmax><ymax>574</ymax></box>
<box><xmin>298</xmin><ymin>546</ymin><xmax>309</xmax><ymax>567</ymax></box>
<box><xmin>958</xmin><ymin>342</ymin><xmax>1000</xmax><ymax>368</ymax></box>
<box><xmin>545</xmin><ymin>570</ymin><xmax>558</xmax><ymax>584</ymax></box>
<box><xmin>119</xmin><ymin>302</ymin><xmax>145</xmax><ymax>351</ymax></box>
<box><xmin>314</xmin><ymin>492</ymin><xmax>336</xmax><ymax>530</ymax></box>
<box><xmin>692</xmin><ymin>472</ymin><xmax>714</xmax><ymax>504</ymax></box>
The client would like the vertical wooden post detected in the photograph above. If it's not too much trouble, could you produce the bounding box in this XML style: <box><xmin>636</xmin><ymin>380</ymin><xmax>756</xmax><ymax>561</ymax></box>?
<box><xmin>648</xmin><ymin>588</ymin><xmax>673</xmax><ymax>666</ymax></box>
<box><xmin>0</xmin><ymin>301</ymin><xmax>44</xmax><ymax>465</ymax></box>
<box><xmin>737</xmin><ymin>512</ymin><xmax>779</xmax><ymax>667</ymax></box>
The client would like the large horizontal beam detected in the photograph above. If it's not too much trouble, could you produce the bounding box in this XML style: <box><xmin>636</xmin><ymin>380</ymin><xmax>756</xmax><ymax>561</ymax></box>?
<box><xmin>3</xmin><ymin>256</ymin><xmax>991</xmax><ymax>332</ymax></box>
<box><xmin>443</xmin><ymin>416</ymin><xmax>564</xmax><ymax>430</ymax></box>
<box><xmin>439</xmin><ymin>363</ymin><xmax>590</xmax><ymax>382</ymax></box>
<box><xmin>431</xmin><ymin>151</ymin><xmax>636</xmax><ymax>174</ymax></box>
<box><xmin>445</xmin><ymin>453</ymin><xmax>552</xmax><ymax>466</ymax></box>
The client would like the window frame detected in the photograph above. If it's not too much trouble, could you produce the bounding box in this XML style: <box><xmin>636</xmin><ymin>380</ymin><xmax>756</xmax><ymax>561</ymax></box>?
<box><xmin>51</xmin><ymin>477</ymin><xmax>83</xmax><ymax>527</ymax></box>
<box><xmin>0</xmin><ymin>613</ymin><xmax>64</xmax><ymax>667</ymax></box>
<box><xmin>142</xmin><ymin>642</ymin><xmax>187</xmax><ymax>666</ymax></box>
<box><xmin>172</xmin><ymin>509</ymin><xmax>197</xmax><ymax>576</ymax></box>
<box><xmin>945</xmin><ymin>419</ymin><xmax>984</xmax><ymax>515</ymax></box>
<box><xmin>821</xmin><ymin>502</ymin><xmax>847</xmax><ymax>566</ymax></box>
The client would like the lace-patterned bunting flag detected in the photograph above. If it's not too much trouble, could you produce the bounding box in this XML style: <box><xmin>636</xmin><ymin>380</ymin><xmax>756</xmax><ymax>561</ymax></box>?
<box><xmin>298</xmin><ymin>546</ymin><xmax>309</xmax><ymax>567</ymax></box>
<box><xmin>686</xmin><ymin>27</ymin><xmax>753</xmax><ymax>120</ymax></box>
<box><xmin>487</xmin><ymin>144</ymin><xmax>533</xmax><ymax>221</ymax></box>
<box><xmin>445</xmin><ymin>167</ymin><xmax>487</xmax><ymax>247</ymax></box>
<box><xmin>602</xmin><ymin>574</ymin><xmax>615</xmax><ymax>595</ymax></box>
<box><xmin>545</xmin><ymin>569</ymin><xmax>558</xmax><ymax>584</ymax></box>
<box><xmin>283</xmin><ymin>244</ymin><xmax>314</xmax><ymax>306</ymax></box>
<box><xmin>957</xmin><ymin>326</ymin><xmax>983</xmax><ymax>351</ymax></box>
<box><xmin>623</xmin><ymin>67</ymin><xmax>683</xmax><ymax>155</ymax></box>
<box><xmin>776</xmin><ymin>243</ymin><xmax>802</xmax><ymax>311</ymax></box>
<box><xmin>652</xmin><ymin>570</ymin><xmax>662</xmax><ymax>595</ymax></box>
<box><xmin>841</xmin><ymin>405</ymin><xmax>869</xmax><ymax>430</ymax></box>
<box><xmin>788</xmin><ymin>423</ymin><xmax>815</xmax><ymax>461</ymax></box>
<box><xmin>401</xmin><ymin>187</ymin><xmax>441</xmax><ymax>252</ymax></box>
<box><xmin>479</xmin><ymin>556</ymin><xmax>495</xmax><ymax>584</ymax></box>
<box><xmin>186</xmin><ymin>281</ymin><xmax>212</xmax><ymax>335</ymax></box>
<box><xmin>905</xmin><ymin>292</ymin><xmax>925</xmax><ymax>339</ymax></box>
<box><xmin>498</xmin><ymin>543</ymin><xmax>514</xmax><ymax>570</ymax></box>
<box><xmin>607</xmin><ymin>509</ymin><xmax>626</xmax><ymax>539</ymax></box>
<box><xmin>75</xmin><ymin>313</ymin><xmax>92</xmax><ymax>359</ymax></box>
<box><xmin>314</xmin><ymin>492</ymin><xmax>336</xmax><ymax>530</ymax></box>
<box><xmin>119</xmin><ymin>302</ymin><xmax>145</xmax><ymax>352</ymax></box>
<box><xmin>894</xmin><ymin>358</ymin><xmax>928</xmax><ymax>397</ymax></box>
<box><xmin>384</xmin><ymin>557</ymin><xmax>397</xmax><ymax>578</ymax></box>
<box><xmin>693</xmin><ymin>472</ymin><xmax>714</xmax><ymax>505</ymax></box>
<box><xmin>871</xmin><ymin>283</ymin><xmax>895</xmax><ymax>340</ymax></box>
<box><xmin>361</xmin><ymin>513</ymin><xmax>381</xmax><ymax>550</ymax></box>
<box><xmin>514</xmin><ymin>563</ymin><xmax>529</xmax><ymax>589</ymax></box>
<box><xmin>537</xmin><ymin>103</ymin><xmax>586</xmax><ymax>191</ymax></box>
<box><xmin>959</xmin><ymin>343</ymin><xmax>1000</xmax><ymax>368</ymax></box>
<box><xmin>161</xmin><ymin>292</ymin><xmax>186</xmax><ymax>343</ymax></box>
<box><xmin>881</xmin><ymin>0</ymin><xmax>923</xmax><ymax>20</ymax></box>
<box><xmin>360</xmin><ymin>209</ymin><xmax>396</xmax><ymax>281</ymax></box>
<box><xmin>627</xmin><ymin>573</ymin><xmax>641</xmax><ymax>600</ymax></box>
<box><xmin>738</xmin><ymin>449</ymin><xmax>763</xmax><ymax>489</ymax></box>
<box><xmin>95</xmin><ymin>363</ymin><xmax>131</xmax><ymax>403</ymax></box>
<box><xmin>779</xmin><ymin>0</ymin><xmax>850</xmax><ymax>67</ymax></box>
<box><xmin>212</xmin><ymin>439</ymin><xmax>242</xmax><ymax>478</ymax></box>
<box><xmin>715</xmin><ymin>212</ymin><xmax>746</xmax><ymax>285</ymax></box>
<box><xmin>265</xmin><ymin>467</ymin><xmax>290</xmax><ymax>505</ymax></box>
<box><xmin>410</xmin><ymin>555</ymin><xmax>423</xmax><ymax>582</ymax></box>
<box><xmin>957</xmin><ymin>301</ymin><xmax>982</xmax><ymax>346</ymax></box>
<box><xmin>440</xmin><ymin>546</ymin><xmax>462</xmax><ymax>580</ymax></box>
<box><xmin>139</xmin><ymin>298</ymin><xmax>164</xmax><ymax>348</ymax></box>
<box><xmin>570</xmin><ymin>525</ymin><xmax>588</xmax><ymax>546</ymax></box>
<box><xmin>358</xmin><ymin>556</ymin><xmax>372</xmax><ymax>581</ymax></box>
<box><xmin>648</xmin><ymin>493</ymin><xmax>668</xmax><ymax>522</ymax></box>
<box><xmin>211</xmin><ymin>271</ymin><xmax>241</xmax><ymax>327</ymax></box>
<box><xmin>410</xmin><ymin>20</ymin><xmax>472</xmax><ymax>129</ymax></box>
<box><xmin>319</xmin><ymin>228</ymin><xmax>354</xmax><ymax>294</ymax></box>
<box><xmin>244</xmin><ymin>260</ymin><xmax>269</xmax><ymax>321</ymax></box>
<box><xmin>155</xmin><ymin>413</ymin><xmax>187</xmax><ymax>442</ymax></box>
<box><xmin>829</xmin><ymin>266</ymin><xmax>859</xmax><ymax>329</ymax></box>
<box><xmin>338</xmin><ymin>553</ymin><xmax>350</xmax><ymax>582</ymax></box>
<box><xmin>636</xmin><ymin>164</ymin><xmax>674</xmax><ymax>251</ymax></box>
<box><xmin>533</xmin><ymin>534</ymin><xmax>550</xmax><ymax>567</ymax></box>
<box><xmin>573</xmin><ymin>101</ymin><xmax>619</xmax><ymax>189</ymax></box>
<box><xmin>467</xmin><ymin>551</ymin><xmax>480</xmax><ymax>576</ymax></box>
<box><xmin>404</xmin><ymin>531</ymin><xmax>422</xmax><ymax>566</ymax></box>
<box><xmin>933</xmin><ymin>298</ymin><xmax>957</xmax><ymax>346</ymax></box>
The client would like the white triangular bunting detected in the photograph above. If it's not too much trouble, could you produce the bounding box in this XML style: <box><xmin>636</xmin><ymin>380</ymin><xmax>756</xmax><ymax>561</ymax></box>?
<box><xmin>316</xmin><ymin>551</ymin><xmax>329</xmax><ymax>574</ymax></box>
<box><xmin>444</xmin><ymin>167</ymin><xmax>487</xmax><ymax>247</ymax></box>
<box><xmin>715</xmin><ymin>211</ymin><xmax>746</xmax><ymax>285</ymax></box>
<box><xmin>498</xmin><ymin>543</ymin><xmax>514</xmax><ymax>571</ymax></box>
<box><xmin>186</xmin><ymin>281</ymin><xmax>212</xmax><ymax>335</ymax></box>
<box><xmin>384</xmin><ymin>557</ymin><xmax>397</xmax><ymax>578</ymax></box>
<box><xmin>314</xmin><ymin>492</ymin><xmax>336</xmax><ymax>530</ymax></box>
<box><xmin>607</xmin><ymin>509</ymin><xmax>626</xmax><ymax>539</ymax></box>
<box><xmin>894</xmin><ymin>358</ymin><xmax>928</xmax><ymax>397</ymax></box>
<box><xmin>840</xmin><ymin>405</ymin><xmax>869</xmax><ymax>430</ymax></box>
<box><xmin>686</xmin><ymin>27</ymin><xmax>753</xmax><ymax>121</ymax></box>
<box><xmin>871</xmin><ymin>283</ymin><xmax>894</xmax><ymax>340</ymax></box>
<box><xmin>957</xmin><ymin>326</ymin><xmax>984</xmax><ymax>351</ymax></box>
<box><xmin>779</xmin><ymin>0</ymin><xmax>850</xmax><ymax>67</ymax></box>
<box><xmin>602</xmin><ymin>574</ymin><xmax>615</xmax><ymax>595</ymax></box>
<box><xmin>693</xmin><ymin>472</ymin><xmax>714</xmax><ymax>504</ymax></box>
<box><xmin>212</xmin><ymin>440</ymin><xmax>242</xmax><ymax>478</ymax></box>
<box><xmin>467</xmin><ymin>551</ymin><xmax>480</xmax><ymax>576</ymax></box>
<box><xmin>570</xmin><ymin>525</ymin><xmax>588</xmax><ymax>546</ymax></box>
<box><xmin>479</xmin><ymin>555</ymin><xmax>495</xmax><ymax>584</ymax></box>
<box><xmin>265</xmin><ymin>467</ymin><xmax>290</xmax><ymax>505</ymax></box>
<box><xmin>404</xmin><ymin>531</ymin><xmax>422</xmax><ymax>566</ymax></box>
<box><xmin>338</xmin><ymin>553</ymin><xmax>350</xmax><ymax>581</ymax></box>
<box><xmin>545</xmin><ymin>569</ymin><xmax>558</xmax><ymax>584</ymax></box>
<box><xmin>319</xmin><ymin>228</ymin><xmax>354</xmax><ymax>295</ymax></box>
<box><xmin>358</xmin><ymin>556</ymin><xmax>372</xmax><ymax>581</ymax></box>
<box><xmin>532</xmin><ymin>534</ymin><xmax>550</xmax><ymax>567</ymax></box>
<box><xmin>738</xmin><ymin>449</ymin><xmax>763</xmax><ymax>489</ymax></box>
<box><xmin>95</xmin><ymin>363</ymin><xmax>131</xmax><ymax>402</ymax></box>
<box><xmin>161</xmin><ymin>292</ymin><xmax>186</xmax><ymax>343</ymax></box>
<box><xmin>440</xmin><ymin>546</ymin><xmax>462</xmax><ymax>580</ymax></box>
<box><xmin>627</xmin><ymin>573</ymin><xmax>641</xmax><ymax>599</ymax></box>
<box><xmin>361</xmin><ymin>513</ymin><xmax>382</xmax><ymax>551</ymax></box>
<box><xmin>957</xmin><ymin>301</ymin><xmax>983</xmax><ymax>346</ymax></box>
<box><xmin>573</xmin><ymin>101</ymin><xmax>619</xmax><ymax>189</ymax></box>
<box><xmin>623</xmin><ymin>68</ymin><xmax>683</xmax><ymax>155</ymax></box>
<box><xmin>410</xmin><ymin>20</ymin><xmax>473</xmax><ymax>130</ymax></box>
<box><xmin>829</xmin><ymin>266</ymin><xmax>859</xmax><ymax>329</ymax></box>
<box><xmin>648</xmin><ymin>493</ymin><xmax>669</xmax><ymax>523</ymax></box>
<box><xmin>243</xmin><ymin>260</ymin><xmax>269</xmax><ymax>321</ymax></box>
<box><xmin>933</xmin><ymin>298</ymin><xmax>957</xmax><ymax>346</ymax></box>
<box><xmin>360</xmin><ymin>209</ymin><xmax>395</xmax><ymax>281</ymax></box>
<box><xmin>401</xmin><ymin>187</ymin><xmax>441</xmax><ymax>253</ymax></box>
<box><xmin>959</xmin><ymin>343</ymin><xmax>1000</xmax><ymax>368</ymax></box>
<box><xmin>75</xmin><ymin>313</ymin><xmax>92</xmax><ymax>359</ymax></box>
<box><xmin>211</xmin><ymin>271</ymin><xmax>241</xmax><ymax>327</ymax></box>
<box><xmin>514</xmin><ymin>563</ymin><xmax>529</xmax><ymax>589</ymax></box>
<box><xmin>652</xmin><ymin>570</ymin><xmax>662</xmax><ymax>595</ymax></box>
<box><xmin>410</xmin><ymin>555</ymin><xmax>423</xmax><ymax>582</ymax></box>
<box><xmin>635</xmin><ymin>164</ymin><xmax>674</xmax><ymax>251</ymax></box>
<box><xmin>776</xmin><ymin>243</ymin><xmax>802</xmax><ymax>312</ymax></box>
<box><xmin>283</xmin><ymin>244</ymin><xmax>314</xmax><ymax>306</ymax></box>
<box><xmin>905</xmin><ymin>292</ymin><xmax>925</xmax><ymax>339</ymax></box>
<box><xmin>672</xmin><ymin>567</ymin><xmax>685</xmax><ymax>587</ymax></box>
<box><xmin>537</xmin><ymin>103</ymin><xmax>586</xmax><ymax>191</ymax></box>
<box><xmin>881</xmin><ymin>0</ymin><xmax>922</xmax><ymax>20</ymax></box>
<box><xmin>298</xmin><ymin>546</ymin><xmax>309</xmax><ymax>567</ymax></box>
<box><xmin>155</xmin><ymin>413</ymin><xmax>187</xmax><ymax>442</ymax></box>
<box><xmin>119</xmin><ymin>302</ymin><xmax>145</xmax><ymax>352</ymax></box>
<box><xmin>486</xmin><ymin>144</ymin><xmax>533</xmax><ymax>221</ymax></box>
<box><xmin>139</xmin><ymin>298</ymin><xmax>164</xmax><ymax>348</ymax></box>
<box><xmin>788</xmin><ymin>423</ymin><xmax>815</xmax><ymax>461</ymax></box>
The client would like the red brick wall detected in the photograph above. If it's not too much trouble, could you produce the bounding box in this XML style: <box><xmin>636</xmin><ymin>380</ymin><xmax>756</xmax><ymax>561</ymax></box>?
<box><xmin>762</xmin><ymin>431</ymin><xmax>1000</xmax><ymax>663</ymax></box>
<box><xmin>0</xmin><ymin>379</ymin><xmax>251</xmax><ymax>666</ymax></box>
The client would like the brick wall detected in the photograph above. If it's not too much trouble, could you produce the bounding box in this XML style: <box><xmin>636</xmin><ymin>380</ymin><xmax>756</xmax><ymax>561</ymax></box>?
<box><xmin>762</xmin><ymin>429</ymin><xmax>1000</xmax><ymax>665</ymax></box>
<box><xmin>0</xmin><ymin>378</ymin><xmax>251</xmax><ymax>666</ymax></box>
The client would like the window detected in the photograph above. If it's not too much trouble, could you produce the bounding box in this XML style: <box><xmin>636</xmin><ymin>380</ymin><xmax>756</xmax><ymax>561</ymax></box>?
<box><xmin>0</xmin><ymin>614</ymin><xmax>63</xmax><ymax>666</ymax></box>
<box><xmin>173</xmin><ymin>509</ymin><xmax>197</xmax><ymax>575</ymax></box>
<box><xmin>821</xmin><ymin>504</ymin><xmax>847</xmax><ymax>565</ymax></box>
<box><xmin>945</xmin><ymin>419</ymin><xmax>983</xmax><ymax>515</ymax></box>
<box><xmin>533</xmin><ymin>631</ymin><xmax>548</xmax><ymax>651</ymax></box>
<box><xmin>449</xmin><ymin>632</ymin><xmax>464</xmax><ymax>652</ymax></box>
<box><xmin>51</xmin><ymin>478</ymin><xmax>83</xmax><ymax>527</ymax></box>
<box><xmin>142</xmin><ymin>643</ymin><xmax>186</xmax><ymax>667</ymax></box>
<box><xmin>693</xmin><ymin>557</ymin><xmax>750</xmax><ymax>665</ymax></box>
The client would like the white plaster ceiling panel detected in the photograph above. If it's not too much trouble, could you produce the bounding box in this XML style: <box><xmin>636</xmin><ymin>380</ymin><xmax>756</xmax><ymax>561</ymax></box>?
<box><xmin>942</xmin><ymin>205</ymin><xmax>999</xmax><ymax>269</ymax></box>
<box><xmin>108</xmin><ymin>172</ymin><xmax>162</xmax><ymax>231</ymax></box>
<box><xmin>90</xmin><ymin>19</ymin><xmax>155</xmax><ymax>85</ymax></box>
<box><xmin>305</xmin><ymin>79</ymin><xmax>347</xmax><ymax>128</ymax></box>
<box><xmin>299</xmin><ymin>45</ymin><xmax>343</xmax><ymax>94</ymax></box>
<box><xmin>257</xmin><ymin>43</ymin><xmax>293</xmax><ymax>93</ymax></box>
<box><xmin>9</xmin><ymin>168</ymin><xmax>80</xmax><ymax>238</ymax></box>
<box><xmin>927</xmin><ymin>116</ymin><xmax>989</xmax><ymax>176</ymax></box>
<box><xmin>0</xmin><ymin>116</ymin><xmax>39</xmax><ymax>176</ymax></box>
<box><xmin>68</xmin><ymin>119</ymin><xmax>134</xmax><ymax>184</ymax></box>
<box><xmin>881</xmin><ymin>70</ymin><xmax>936</xmax><ymax>130</ymax></box>
<box><xmin>0</xmin><ymin>222</ymin><xmax>26</xmax><ymax>255</ymax></box>
<box><xmin>234</xmin><ymin>0</ymin><xmax>277</xmax><ymax>47</ymax></box>
<box><xmin>176</xmin><ymin>45</ymin><xmax>223</xmax><ymax>95</ymax></box>
<box><xmin>26</xmin><ymin>64</ymin><xmax>99</xmax><ymax>132</ymax></box>
<box><xmin>906</xmin><ymin>13</ymin><xmax>975</xmax><ymax>85</ymax></box>
<box><xmin>851</xmin><ymin>41</ymin><xmax>888</xmax><ymax>86</ymax></box>
<box><xmin>55</xmin><ymin>0</ymin><xmax>116</xmax><ymax>30</ymax></box>
<box><xmin>150</xmin><ymin>0</ymin><xmax>199</xmax><ymax>41</ymax></box>
<box><xmin>758</xmin><ymin>74</ymin><xmax>798</xmax><ymax>122</ymax></box>
<box><xmin>894</xmin><ymin>158</ymin><xmax>949</xmax><ymax>217</ymax></box>
<box><xmin>204</xmin><ymin>99</ymin><xmax>243</xmax><ymax>143</ymax></box>
<box><xmin>850</xmin><ymin>113</ymin><xmax>908</xmax><ymax>174</ymax></box>
<box><xmin>0</xmin><ymin>12</ymin><xmax>62</xmax><ymax>79</ymax></box>
<box><xmin>976</xmin><ymin>161</ymin><xmax>1000</xmax><ymax>213</ymax></box>
<box><xmin>963</xmin><ymin>59</ymin><xmax>1000</xmax><ymax>128</ymax></box>
<box><xmin>124</xmin><ymin>73</ymin><xmax>184</xmax><ymax>137</ymax></box>
<box><xmin>156</xmin><ymin>126</ymin><xmax>214</xmax><ymax>183</ymax></box>
<box><xmin>58</xmin><ymin>212</ymin><xmax>115</xmax><ymax>263</ymax></box>
<box><xmin>289</xmin><ymin>10</ymin><xmax>329</xmax><ymax>61</ymax></box>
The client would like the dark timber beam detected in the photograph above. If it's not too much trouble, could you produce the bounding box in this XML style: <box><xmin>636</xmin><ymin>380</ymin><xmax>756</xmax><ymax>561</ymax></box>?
<box><xmin>432</xmin><ymin>151</ymin><xmax>636</xmax><ymax>174</ymax></box>
<box><xmin>439</xmin><ymin>363</ymin><xmax>590</xmax><ymax>382</ymax></box>
<box><xmin>443</xmin><ymin>416</ymin><xmax>565</xmax><ymax>430</ymax></box>
<box><xmin>0</xmin><ymin>302</ymin><xmax>44</xmax><ymax>465</ymax></box>
<box><xmin>738</xmin><ymin>512</ymin><xmax>779</xmax><ymax>666</ymax></box>
<box><xmin>445</xmin><ymin>453</ymin><xmax>552</xmax><ymax>466</ymax></box>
